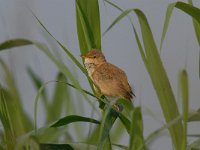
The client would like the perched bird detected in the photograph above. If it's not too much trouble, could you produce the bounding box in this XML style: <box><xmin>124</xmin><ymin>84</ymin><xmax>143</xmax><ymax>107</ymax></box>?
<box><xmin>81</xmin><ymin>49</ymin><xmax>134</xmax><ymax>101</ymax></box>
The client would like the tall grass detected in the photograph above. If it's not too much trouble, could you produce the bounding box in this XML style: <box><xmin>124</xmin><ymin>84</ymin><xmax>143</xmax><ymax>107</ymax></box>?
<box><xmin>0</xmin><ymin>0</ymin><xmax>200</xmax><ymax>150</ymax></box>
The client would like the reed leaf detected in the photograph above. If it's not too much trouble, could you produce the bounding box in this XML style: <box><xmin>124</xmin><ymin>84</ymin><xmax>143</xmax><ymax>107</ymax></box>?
<box><xmin>27</xmin><ymin>67</ymin><xmax>48</xmax><ymax>113</ymax></box>
<box><xmin>104</xmin><ymin>7</ymin><xmax>184</xmax><ymax>149</ymax></box>
<box><xmin>188</xmin><ymin>0</ymin><xmax>200</xmax><ymax>79</ymax></box>
<box><xmin>47</xmin><ymin>73</ymin><xmax>69</xmax><ymax>123</ymax></box>
<box><xmin>76</xmin><ymin>0</ymin><xmax>101</xmax><ymax>54</ymax></box>
<box><xmin>51</xmin><ymin>115</ymin><xmax>100</xmax><ymax>127</ymax></box>
<box><xmin>129</xmin><ymin>107</ymin><xmax>146</xmax><ymax>150</ymax></box>
<box><xmin>0</xmin><ymin>59</ymin><xmax>33</xmax><ymax>135</ymax></box>
<box><xmin>0</xmin><ymin>88</ymin><xmax>15</xmax><ymax>150</ymax></box>
<box><xmin>160</xmin><ymin>1</ymin><xmax>200</xmax><ymax>50</ymax></box>
<box><xmin>98</xmin><ymin>107</ymin><xmax>117</xmax><ymax>150</ymax></box>
<box><xmin>40</xmin><ymin>143</ymin><xmax>74</xmax><ymax>150</ymax></box>
<box><xmin>187</xmin><ymin>0</ymin><xmax>200</xmax><ymax>46</ymax></box>
<box><xmin>179</xmin><ymin>70</ymin><xmax>189</xmax><ymax>150</ymax></box>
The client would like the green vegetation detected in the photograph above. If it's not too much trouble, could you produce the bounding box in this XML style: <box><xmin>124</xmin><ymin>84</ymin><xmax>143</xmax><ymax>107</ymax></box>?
<box><xmin>0</xmin><ymin>0</ymin><xmax>200</xmax><ymax>149</ymax></box>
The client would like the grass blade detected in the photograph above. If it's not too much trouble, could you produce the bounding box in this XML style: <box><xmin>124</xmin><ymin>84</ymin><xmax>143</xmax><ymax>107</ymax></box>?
<box><xmin>160</xmin><ymin>1</ymin><xmax>200</xmax><ymax>51</ymax></box>
<box><xmin>0</xmin><ymin>59</ymin><xmax>33</xmax><ymax>135</ymax></box>
<box><xmin>129</xmin><ymin>107</ymin><xmax>146</xmax><ymax>150</ymax></box>
<box><xmin>51</xmin><ymin>115</ymin><xmax>100</xmax><ymax>127</ymax></box>
<box><xmin>179</xmin><ymin>70</ymin><xmax>189</xmax><ymax>150</ymax></box>
<box><xmin>40</xmin><ymin>143</ymin><xmax>74</xmax><ymax>150</ymax></box>
<box><xmin>104</xmin><ymin>7</ymin><xmax>184</xmax><ymax>149</ymax></box>
<box><xmin>188</xmin><ymin>0</ymin><xmax>200</xmax><ymax>46</ymax></box>
<box><xmin>134</xmin><ymin>9</ymin><xmax>183</xmax><ymax>150</ymax></box>
<box><xmin>75</xmin><ymin>0</ymin><xmax>102</xmax><ymax>95</ymax></box>
<box><xmin>188</xmin><ymin>138</ymin><xmax>200</xmax><ymax>150</ymax></box>
<box><xmin>47</xmin><ymin>73</ymin><xmax>69</xmax><ymax>123</ymax></box>
<box><xmin>188</xmin><ymin>108</ymin><xmax>200</xmax><ymax>122</ymax></box>
<box><xmin>104</xmin><ymin>8</ymin><xmax>132</xmax><ymax>35</ymax></box>
<box><xmin>188</xmin><ymin>0</ymin><xmax>200</xmax><ymax>79</ymax></box>
<box><xmin>160</xmin><ymin>1</ymin><xmax>200</xmax><ymax>79</ymax></box>
<box><xmin>76</xmin><ymin>0</ymin><xmax>101</xmax><ymax>54</ymax></box>
<box><xmin>0</xmin><ymin>39</ymin><xmax>32</xmax><ymax>50</ymax></box>
<box><xmin>27</xmin><ymin>67</ymin><xmax>48</xmax><ymax>112</ymax></box>
<box><xmin>33</xmin><ymin>80</ymin><xmax>106</xmax><ymax>131</ymax></box>
<box><xmin>104</xmin><ymin>0</ymin><xmax>148</xmax><ymax>69</ymax></box>
<box><xmin>0</xmin><ymin>88</ymin><xmax>15</xmax><ymax>150</ymax></box>
<box><xmin>98</xmin><ymin>107</ymin><xmax>118</xmax><ymax>150</ymax></box>
<box><xmin>0</xmin><ymin>39</ymin><xmax>33</xmax><ymax>51</ymax></box>
<box><xmin>159</xmin><ymin>3</ymin><xmax>176</xmax><ymax>50</ymax></box>
<box><xmin>31</xmin><ymin>13</ymin><xmax>87</xmax><ymax>75</ymax></box>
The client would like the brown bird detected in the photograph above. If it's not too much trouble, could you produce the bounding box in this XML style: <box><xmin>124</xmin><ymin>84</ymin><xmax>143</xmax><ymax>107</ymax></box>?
<box><xmin>81</xmin><ymin>49</ymin><xmax>134</xmax><ymax>101</ymax></box>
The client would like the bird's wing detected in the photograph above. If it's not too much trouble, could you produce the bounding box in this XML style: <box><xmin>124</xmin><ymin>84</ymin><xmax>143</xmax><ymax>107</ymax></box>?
<box><xmin>91</xmin><ymin>63</ymin><xmax>133</xmax><ymax>98</ymax></box>
<box><xmin>92</xmin><ymin>63</ymin><xmax>126</xmax><ymax>81</ymax></box>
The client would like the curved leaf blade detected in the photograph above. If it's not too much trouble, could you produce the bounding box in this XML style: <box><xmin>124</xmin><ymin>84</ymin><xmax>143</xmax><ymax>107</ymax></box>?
<box><xmin>0</xmin><ymin>39</ymin><xmax>33</xmax><ymax>51</ymax></box>
<box><xmin>31</xmin><ymin>13</ymin><xmax>87</xmax><ymax>75</ymax></box>
<box><xmin>160</xmin><ymin>2</ymin><xmax>200</xmax><ymax>50</ymax></box>
<box><xmin>51</xmin><ymin>115</ymin><xmax>100</xmax><ymax>127</ymax></box>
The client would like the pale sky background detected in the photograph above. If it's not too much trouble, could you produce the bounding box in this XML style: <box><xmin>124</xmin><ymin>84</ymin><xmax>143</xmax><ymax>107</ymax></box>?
<box><xmin>0</xmin><ymin>0</ymin><xmax>200</xmax><ymax>149</ymax></box>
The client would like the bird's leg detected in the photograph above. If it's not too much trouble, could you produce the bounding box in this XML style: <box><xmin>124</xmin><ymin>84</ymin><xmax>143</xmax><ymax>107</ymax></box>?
<box><xmin>110</xmin><ymin>98</ymin><xmax>124</xmax><ymax>112</ymax></box>
<box><xmin>101</xmin><ymin>97</ymin><xmax>124</xmax><ymax>112</ymax></box>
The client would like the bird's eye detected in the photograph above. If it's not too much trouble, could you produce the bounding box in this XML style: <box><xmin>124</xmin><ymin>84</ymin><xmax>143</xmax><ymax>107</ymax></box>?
<box><xmin>93</xmin><ymin>55</ymin><xmax>96</xmax><ymax>58</ymax></box>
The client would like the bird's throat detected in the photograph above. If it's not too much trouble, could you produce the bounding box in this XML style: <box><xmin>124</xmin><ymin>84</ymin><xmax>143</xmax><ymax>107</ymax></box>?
<box><xmin>84</xmin><ymin>63</ymin><xmax>97</xmax><ymax>77</ymax></box>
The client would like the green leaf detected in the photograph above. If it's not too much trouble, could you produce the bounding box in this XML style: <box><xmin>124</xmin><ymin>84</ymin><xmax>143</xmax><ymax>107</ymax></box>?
<box><xmin>0</xmin><ymin>88</ymin><xmax>16</xmax><ymax>150</ymax></box>
<box><xmin>134</xmin><ymin>9</ymin><xmax>183</xmax><ymax>150</ymax></box>
<box><xmin>160</xmin><ymin>2</ymin><xmax>200</xmax><ymax>50</ymax></box>
<box><xmin>32</xmin><ymin>11</ymin><xmax>99</xmax><ymax>95</ymax></box>
<box><xmin>47</xmin><ymin>73</ymin><xmax>69</xmax><ymax>123</ymax></box>
<box><xmin>159</xmin><ymin>3</ymin><xmax>176</xmax><ymax>50</ymax></box>
<box><xmin>118</xmin><ymin>113</ymin><xmax>131</xmax><ymax>133</ymax></box>
<box><xmin>76</xmin><ymin>0</ymin><xmax>101</xmax><ymax>54</ymax></box>
<box><xmin>0</xmin><ymin>38</ymin><xmax>99</xmax><ymax>131</ymax></box>
<box><xmin>0</xmin><ymin>39</ymin><xmax>32</xmax><ymax>50</ymax></box>
<box><xmin>33</xmin><ymin>80</ymin><xmax>104</xmax><ymax>131</ymax></box>
<box><xmin>98</xmin><ymin>107</ymin><xmax>118</xmax><ymax>150</ymax></box>
<box><xmin>75</xmin><ymin>0</ymin><xmax>102</xmax><ymax>95</ymax></box>
<box><xmin>188</xmin><ymin>109</ymin><xmax>200</xmax><ymax>122</ymax></box>
<box><xmin>187</xmin><ymin>0</ymin><xmax>200</xmax><ymax>79</ymax></box>
<box><xmin>27</xmin><ymin>67</ymin><xmax>48</xmax><ymax>111</ymax></box>
<box><xmin>144</xmin><ymin>115</ymin><xmax>182</xmax><ymax>146</ymax></box>
<box><xmin>104</xmin><ymin>7</ymin><xmax>184</xmax><ymax>149</ymax></box>
<box><xmin>179</xmin><ymin>70</ymin><xmax>189</xmax><ymax>150</ymax></box>
<box><xmin>104</xmin><ymin>0</ymin><xmax>148</xmax><ymax>69</ymax></box>
<box><xmin>188</xmin><ymin>138</ymin><xmax>200</xmax><ymax>150</ymax></box>
<box><xmin>0</xmin><ymin>59</ymin><xmax>33</xmax><ymax>135</ymax></box>
<box><xmin>27</xmin><ymin>68</ymin><xmax>44</xmax><ymax>93</ymax></box>
<box><xmin>40</xmin><ymin>142</ymin><xmax>99</xmax><ymax>150</ymax></box>
<box><xmin>129</xmin><ymin>107</ymin><xmax>146</xmax><ymax>150</ymax></box>
<box><xmin>104</xmin><ymin>9</ymin><xmax>132</xmax><ymax>35</ymax></box>
<box><xmin>113</xmin><ymin>143</ymin><xmax>128</xmax><ymax>150</ymax></box>
<box><xmin>51</xmin><ymin>115</ymin><xmax>100</xmax><ymax>127</ymax></box>
<box><xmin>160</xmin><ymin>1</ymin><xmax>200</xmax><ymax>79</ymax></box>
<box><xmin>31</xmin><ymin>14</ymin><xmax>87</xmax><ymax>75</ymax></box>
<box><xmin>40</xmin><ymin>143</ymin><xmax>74</xmax><ymax>150</ymax></box>
<box><xmin>188</xmin><ymin>0</ymin><xmax>200</xmax><ymax>46</ymax></box>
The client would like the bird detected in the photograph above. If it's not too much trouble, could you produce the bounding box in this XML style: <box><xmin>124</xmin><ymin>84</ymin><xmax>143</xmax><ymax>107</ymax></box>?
<box><xmin>81</xmin><ymin>49</ymin><xmax>134</xmax><ymax>101</ymax></box>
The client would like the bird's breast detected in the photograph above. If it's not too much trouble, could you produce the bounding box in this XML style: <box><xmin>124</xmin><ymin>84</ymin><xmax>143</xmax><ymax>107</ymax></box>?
<box><xmin>84</xmin><ymin>63</ymin><xmax>96</xmax><ymax>77</ymax></box>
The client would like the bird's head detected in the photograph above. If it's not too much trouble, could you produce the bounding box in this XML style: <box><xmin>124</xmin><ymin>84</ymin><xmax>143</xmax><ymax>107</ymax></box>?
<box><xmin>81</xmin><ymin>49</ymin><xmax>106</xmax><ymax>66</ymax></box>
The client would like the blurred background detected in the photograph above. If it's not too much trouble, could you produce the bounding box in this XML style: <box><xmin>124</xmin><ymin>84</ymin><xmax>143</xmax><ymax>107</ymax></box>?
<box><xmin>0</xmin><ymin>0</ymin><xmax>200</xmax><ymax>149</ymax></box>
